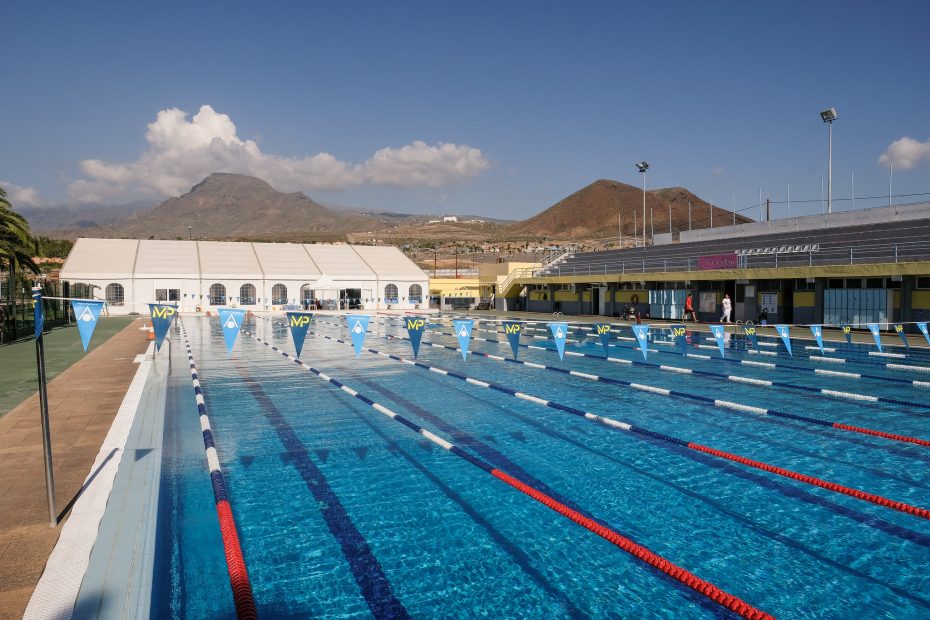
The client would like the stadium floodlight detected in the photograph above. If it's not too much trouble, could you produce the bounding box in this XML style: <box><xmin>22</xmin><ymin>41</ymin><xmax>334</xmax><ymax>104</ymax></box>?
<box><xmin>820</xmin><ymin>107</ymin><xmax>837</xmax><ymax>213</ymax></box>
<box><xmin>636</xmin><ymin>162</ymin><xmax>649</xmax><ymax>246</ymax></box>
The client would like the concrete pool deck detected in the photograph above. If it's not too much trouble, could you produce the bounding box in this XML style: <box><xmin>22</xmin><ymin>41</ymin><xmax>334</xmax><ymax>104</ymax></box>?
<box><xmin>0</xmin><ymin>319</ymin><xmax>148</xmax><ymax>620</ymax></box>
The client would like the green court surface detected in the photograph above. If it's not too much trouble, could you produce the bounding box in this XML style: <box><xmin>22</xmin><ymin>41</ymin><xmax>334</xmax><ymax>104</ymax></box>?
<box><xmin>0</xmin><ymin>317</ymin><xmax>136</xmax><ymax>417</ymax></box>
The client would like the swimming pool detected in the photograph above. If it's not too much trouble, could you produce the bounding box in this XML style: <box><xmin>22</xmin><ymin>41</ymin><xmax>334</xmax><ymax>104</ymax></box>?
<box><xmin>151</xmin><ymin>315</ymin><xmax>930</xmax><ymax>618</ymax></box>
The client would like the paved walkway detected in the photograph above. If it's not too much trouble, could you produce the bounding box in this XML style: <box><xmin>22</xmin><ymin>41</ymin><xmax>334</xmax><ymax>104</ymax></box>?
<box><xmin>0</xmin><ymin>319</ymin><xmax>148</xmax><ymax>620</ymax></box>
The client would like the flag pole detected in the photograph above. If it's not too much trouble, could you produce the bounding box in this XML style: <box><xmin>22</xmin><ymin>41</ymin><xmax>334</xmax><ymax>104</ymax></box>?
<box><xmin>33</xmin><ymin>286</ymin><xmax>57</xmax><ymax>527</ymax></box>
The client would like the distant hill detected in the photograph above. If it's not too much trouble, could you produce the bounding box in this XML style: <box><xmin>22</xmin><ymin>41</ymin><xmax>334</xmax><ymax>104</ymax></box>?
<box><xmin>20</xmin><ymin>199</ymin><xmax>158</xmax><ymax>232</ymax></box>
<box><xmin>509</xmin><ymin>179</ymin><xmax>753</xmax><ymax>240</ymax></box>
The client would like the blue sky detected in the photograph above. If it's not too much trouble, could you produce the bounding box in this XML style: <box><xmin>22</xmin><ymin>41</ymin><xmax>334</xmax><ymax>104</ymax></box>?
<box><xmin>2</xmin><ymin>1</ymin><xmax>929</xmax><ymax>220</ymax></box>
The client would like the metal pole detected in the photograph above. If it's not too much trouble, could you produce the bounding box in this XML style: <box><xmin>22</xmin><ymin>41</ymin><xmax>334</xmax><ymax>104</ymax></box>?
<box><xmin>642</xmin><ymin>171</ymin><xmax>647</xmax><ymax>247</ymax></box>
<box><xmin>827</xmin><ymin>120</ymin><xmax>833</xmax><ymax>214</ymax></box>
<box><xmin>33</xmin><ymin>289</ymin><xmax>56</xmax><ymax>527</ymax></box>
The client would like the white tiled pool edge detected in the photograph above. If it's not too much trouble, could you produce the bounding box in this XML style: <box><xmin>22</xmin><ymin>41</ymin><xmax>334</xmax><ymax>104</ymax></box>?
<box><xmin>23</xmin><ymin>342</ymin><xmax>154</xmax><ymax>620</ymax></box>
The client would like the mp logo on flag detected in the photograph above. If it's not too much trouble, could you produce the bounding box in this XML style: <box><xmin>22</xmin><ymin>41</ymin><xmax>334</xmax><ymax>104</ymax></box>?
<box><xmin>71</xmin><ymin>300</ymin><xmax>105</xmax><ymax>351</ymax></box>
<box><xmin>346</xmin><ymin>315</ymin><xmax>370</xmax><ymax>358</ymax></box>
<box><xmin>593</xmin><ymin>324</ymin><xmax>612</xmax><ymax>357</ymax></box>
<box><xmin>217</xmin><ymin>308</ymin><xmax>246</xmax><ymax>353</ymax></box>
<box><xmin>709</xmin><ymin>324</ymin><xmax>726</xmax><ymax>358</ymax></box>
<box><xmin>775</xmin><ymin>325</ymin><xmax>793</xmax><ymax>356</ymax></box>
<box><xmin>670</xmin><ymin>324</ymin><xmax>687</xmax><ymax>356</ymax></box>
<box><xmin>405</xmin><ymin>316</ymin><xmax>426</xmax><ymax>358</ymax></box>
<box><xmin>286</xmin><ymin>311</ymin><xmax>314</xmax><ymax>358</ymax></box>
<box><xmin>148</xmin><ymin>304</ymin><xmax>178</xmax><ymax>351</ymax></box>
<box><xmin>453</xmin><ymin>319</ymin><xmax>474</xmax><ymax>361</ymax></box>
<box><xmin>502</xmin><ymin>321</ymin><xmax>522</xmax><ymax>359</ymax></box>
<box><xmin>841</xmin><ymin>324</ymin><xmax>852</xmax><ymax>345</ymax></box>
<box><xmin>743</xmin><ymin>324</ymin><xmax>759</xmax><ymax>352</ymax></box>
<box><xmin>866</xmin><ymin>323</ymin><xmax>882</xmax><ymax>353</ymax></box>
<box><xmin>548</xmin><ymin>322</ymin><xmax>569</xmax><ymax>361</ymax></box>
<box><xmin>631</xmin><ymin>324</ymin><xmax>650</xmax><ymax>361</ymax></box>
<box><xmin>893</xmin><ymin>324</ymin><xmax>909</xmax><ymax>350</ymax></box>
<box><xmin>810</xmin><ymin>325</ymin><xmax>825</xmax><ymax>354</ymax></box>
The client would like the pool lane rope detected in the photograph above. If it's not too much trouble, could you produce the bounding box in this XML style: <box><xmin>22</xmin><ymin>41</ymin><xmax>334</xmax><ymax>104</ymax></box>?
<box><xmin>239</xmin><ymin>330</ymin><xmax>773</xmax><ymax>620</ymax></box>
<box><xmin>352</xmin><ymin>316</ymin><xmax>930</xmax><ymax>413</ymax></box>
<box><xmin>266</xmin><ymin>323</ymin><xmax>930</xmax><ymax>522</ymax></box>
<box><xmin>179</xmin><ymin>320</ymin><xmax>258</xmax><ymax>619</ymax></box>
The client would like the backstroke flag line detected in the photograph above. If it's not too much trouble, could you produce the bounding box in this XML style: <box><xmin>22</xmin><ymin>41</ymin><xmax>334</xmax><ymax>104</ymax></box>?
<box><xmin>549</xmin><ymin>322</ymin><xmax>568</xmax><ymax>361</ymax></box>
<box><xmin>918</xmin><ymin>322</ymin><xmax>930</xmax><ymax>346</ymax></box>
<box><xmin>71</xmin><ymin>300</ymin><xmax>104</xmax><ymax>351</ymax></box>
<box><xmin>286</xmin><ymin>311</ymin><xmax>314</xmax><ymax>358</ymax></box>
<box><xmin>32</xmin><ymin>289</ymin><xmax>44</xmax><ymax>340</ymax></box>
<box><xmin>405</xmin><ymin>316</ymin><xmax>426</xmax><ymax>358</ymax></box>
<box><xmin>502</xmin><ymin>321</ymin><xmax>522</xmax><ymax>359</ymax></box>
<box><xmin>810</xmin><ymin>325</ymin><xmax>825</xmax><ymax>355</ymax></box>
<box><xmin>893</xmin><ymin>324</ymin><xmax>909</xmax><ymax>350</ymax></box>
<box><xmin>743</xmin><ymin>324</ymin><xmax>759</xmax><ymax>352</ymax></box>
<box><xmin>775</xmin><ymin>325</ymin><xmax>792</xmax><ymax>356</ymax></box>
<box><xmin>709</xmin><ymin>324</ymin><xmax>726</xmax><ymax>358</ymax></box>
<box><xmin>149</xmin><ymin>304</ymin><xmax>178</xmax><ymax>351</ymax></box>
<box><xmin>347</xmin><ymin>315</ymin><xmax>370</xmax><ymax>358</ymax></box>
<box><xmin>670</xmin><ymin>324</ymin><xmax>687</xmax><ymax>356</ymax></box>
<box><xmin>593</xmin><ymin>323</ymin><xmax>611</xmax><ymax>357</ymax></box>
<box><xmin>867</xmin><ymin>323</ymin><xmax>882</xmax><ymax>353</ymax></box>
<box><xmin>453</xmin><ymin>319</ymin><xmax>474</xmax><ymax>361</ymax></box>
<box><xmin>631</xmin><ymin>324</ymin><xmax>650</xmax><ymax>361</ymax></box>
<box><xmin>218</xmin><ymin>308</ymin><xmax>246</xmax><ymax>354</ymax></box>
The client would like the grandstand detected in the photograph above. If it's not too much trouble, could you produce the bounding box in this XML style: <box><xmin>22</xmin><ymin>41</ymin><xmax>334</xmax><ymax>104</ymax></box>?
<box><xmin>499</xmin><ymin>202</ymin><xmax>930</xmax><ymax>330</ymax></box>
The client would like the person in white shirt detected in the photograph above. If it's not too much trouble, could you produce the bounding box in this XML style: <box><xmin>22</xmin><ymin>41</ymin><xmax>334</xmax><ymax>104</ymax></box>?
<box><xmin>720</xmin><ymin>294</ymin><xmax>732</xmax><ymax>323</ymax></box>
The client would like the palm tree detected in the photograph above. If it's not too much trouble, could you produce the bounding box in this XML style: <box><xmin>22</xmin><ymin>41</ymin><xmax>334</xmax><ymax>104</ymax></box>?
<box><xmin>1</xmin><ymin>186</ymin><xmax>39</xmax><ymax>337</ymax></box>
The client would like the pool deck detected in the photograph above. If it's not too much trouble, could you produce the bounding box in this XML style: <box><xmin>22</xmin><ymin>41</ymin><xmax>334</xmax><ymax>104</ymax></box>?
<box><xmin>0</xmin><ymin>319</ymin><xmax>148</xmax><ymax>620</ymax></box>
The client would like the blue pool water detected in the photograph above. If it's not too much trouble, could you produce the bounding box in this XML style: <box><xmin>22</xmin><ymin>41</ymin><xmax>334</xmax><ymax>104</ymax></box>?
<box><xmin>152</xmin><ymin>316</ymin><xmax>930</xmax><ymax>618</ymax></box>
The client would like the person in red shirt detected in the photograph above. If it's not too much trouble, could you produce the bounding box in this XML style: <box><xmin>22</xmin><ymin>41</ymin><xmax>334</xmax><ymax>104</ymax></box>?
<box><xmin>685</xmin><ymin>293</ymin><xmax>698</xmax><ymax>322</ymax></box>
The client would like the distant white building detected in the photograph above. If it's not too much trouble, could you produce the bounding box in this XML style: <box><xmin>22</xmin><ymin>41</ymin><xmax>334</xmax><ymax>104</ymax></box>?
<box><xmin>442</xmin><ymin>215</ymin><xmax>458</xmax><ymax>222</ymax></box>
<box><xmin>59</xmin><ymin>238</ymin><xmax>429</xmax><ymax>313</ymax></box>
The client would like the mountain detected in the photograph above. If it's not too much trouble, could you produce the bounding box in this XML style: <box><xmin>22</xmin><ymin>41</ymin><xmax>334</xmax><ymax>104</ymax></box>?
<box><xmin>19</xmin><ymin>199</ymin><xmax>158</xmax><ymax>231</ymax></box>
<box><xmin>97</xmin><ymin>173</ymin><xmax>351</xmax><ymax>240</ymax></box>
<box><xmin>508</xmin><ymin>179</ymin><xmax>753</xmax><ymax>239</ymax></box>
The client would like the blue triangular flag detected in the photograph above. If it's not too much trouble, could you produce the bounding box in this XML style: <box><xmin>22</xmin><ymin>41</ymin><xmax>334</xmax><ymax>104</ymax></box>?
<box><xmin>775</xmin><ymin>324</ymin><xmax>793</xmax><ymax>356</ymax></box>
<box><xmin>631</xmin><ymin>324</ymin><xmax>650</xmax><ymax>361</ymax></box>
<box><xmin>670</xmin><ymin>324</ymin><xmax>687</xmax><ymax>356</ymax></box>
<box><xmin>71</xmin><ymin>300</ymin><xmax>104</xmax><ymax>351</ymax></box>
<box><xmin>893</xmin><ymin>324</ymin><xmax>909</xmax><ymax>351</ymax></box>
<box><xmin>549</xmin><ymin>322</ymin><xmax>568</xmax><ymax>361</ymax></box>
<box><xmin>148</xmin><ymin>304</ymin><xmax>178</xmax><ymax>351</ymax></box>
<box><xmin>502</xmin><ymin>321</ymin><xmax>522</xmax><ymax>359</ymax></box>
<box><xmin>866</xmin><ymin>323</ymin><xmax>882</xmax><ymax>352</ymax></box>
<box><xmin>743</xmin><ymin>324</ymin><xmax>759</xmax><ymax>352</ymax></box>
<box><xmin>841</xmin><ymin>324</ymin><xmax>852</xmax><ymax>346</ymax></box>
<box><xmin>593</xmin><ymin>323</ymin><xmax>612</xmax><ymax>357</ymax></box>
<box><xmin>810</xmin><ymin>325</ymin><xmax>825</xmax><ymax>355</ymax></box>
<box><xmin>709</xmin><ymin>324</ymin><xmax>726</xmax><ymax>358</ymax></box>
<box><xmin>347</xmin><ymin>315</ymin><xmax>370</xmax><ymax>358</ymax></box>
<box><xmin>404</xmin><ymin>316</ymin><xmax>426</xmax><ymax>358</ymax></box>
<box><xmin>32</xmin><ymin>289</ymin><xmax>44</xmax><ymax>340</ymax></box>
<box><xmin>918</xmin><ymin>322</ymin><xmax>930</xmax><ymax>346</ymax></box>
<box><xmin>286</xmin><ymin>311</ymin><xmax>313</xmax><ymax>358</ymax></box>
<box><xmin>453</xmin><ymin>319</ymin><xmax>474</xmax><ymax>361</ymax></box>
<box><xmin>217</xmin><ymin>308</ymin><xmax>246</xmax><ymax>353</ymax></box>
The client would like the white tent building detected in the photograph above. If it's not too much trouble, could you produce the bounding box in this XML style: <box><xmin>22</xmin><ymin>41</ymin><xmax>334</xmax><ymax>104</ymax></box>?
<box><xmin>60</xmin><ymin>238</ymin><xmax>429</xmax><ymax>314</ymax></box>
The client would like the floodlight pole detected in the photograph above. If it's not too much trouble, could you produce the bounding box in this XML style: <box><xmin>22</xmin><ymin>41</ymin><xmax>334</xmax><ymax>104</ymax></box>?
<box><xmin>820</xmin><ymin>107</ymin><xmax>837</xmax><ymax>214</ymax></box>
<box><xmin>636</xmin><ymin>162</ymin><xmax>649</xmax><ymax>246</ymax></box>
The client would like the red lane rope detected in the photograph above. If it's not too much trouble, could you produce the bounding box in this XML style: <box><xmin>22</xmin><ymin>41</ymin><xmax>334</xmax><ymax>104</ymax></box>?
<box><xmin>491</xmin><ymin>469</ymin><xmax>774</xmax><ymax>620</ymax></box>
<box><xmin>217</xmin><ymin>501</ymin><xmax>259</xmax><ymax>620</ymax></box>
<box><xmin>832</xmin><ymin>423</ymin><xmax>930</xmax><ymax>447</ymax></box>
<box><xmin>688</xmin><ymin>443</ymin><xmax>930</xmax><ymax>520</ymax></box>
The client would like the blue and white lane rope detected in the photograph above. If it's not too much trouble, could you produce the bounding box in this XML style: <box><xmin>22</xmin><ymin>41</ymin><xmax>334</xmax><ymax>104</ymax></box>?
<box><xmin>238</xmin><ymin>329</ymin><xmax>771</xmax><ymax>620</ymax></box>
<box><xmin>370</xmin><ymin>316</ymin><xmax>930</xmax><ymax>408</ymax></box>
<box><xmin>179</xmin><ymin>320</ymin><xmax>258</xmax><ymax>619</ymax></box>
<box><xmin>264</xmin><ymin>324</ymin><xmax>930</xmax><ymax>522</ymax></box>
<box><xmin>305</xmin><ymin>317</ymin><xmax>930</xmax><ymax>449</ymax></box>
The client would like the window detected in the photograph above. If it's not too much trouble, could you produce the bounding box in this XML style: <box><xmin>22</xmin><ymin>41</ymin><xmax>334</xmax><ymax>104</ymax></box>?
<box><xmin>240</xmin><ymin>284</ymin><xmax>256</xmax><ymax>305</ymax></box>
<box><xmin>385</xmin><ymin>283</ymin><xmax>399</xmax><ymax>303</ymax></box>
<box><xmin>155</xmin><ymin>288</ymin><xmax>167</xmax><ymax>302</ymax></box>
<box><xmin>209</xmin><ymin>283</ymin><xmax>226</xmax><ymax>305</ymax></box>
<box><xmin>865</xmin><ymin>278</ymin><xmax>884</xmax><ymax>289</ymax></box>
<box><xmin>794</xmin><ymin>279</ymin><xmax>815</xmax><ymax>291</ymax></box>
<box><xmin>409</xmin><ymin>284</ymin><xmax>423</xmax><ymax>303</ymax></box>
<box><xmin>105</xmin><ymin>283</ymin><xmax>124</xmax><ymax>306</ymax></box>
<box><xmin>272</xmin><ymin>284</ymin><xmax>287</xmax><ymax>305</ymax></box>
<box><xmin>845</xmin><ymin>279</ymin><xmax>862</xmax><ymax>289</ymax></box>
<box><xmin>827</xmin><ymin>279</ymin><xmax>844</xmax><ymax>289</ymax></box>
<box><xmin>300</xmin><ymin>284</ymin><xmax>315</xmax><ymax>305</ymax></box>
<box><xmin>917</xmin><ymin>276</ymin><xmax>930</xmax><ymax>289</ymax></box>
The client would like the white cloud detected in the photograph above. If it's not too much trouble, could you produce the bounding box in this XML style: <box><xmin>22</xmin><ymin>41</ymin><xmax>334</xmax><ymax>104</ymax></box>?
<box><xmin>878</xmin><ymin>136</ymin><xmax>930</xmax><ymax>170</ymax></box>
<box><xmin>0</xmin><ymin>181</ymin><xmax>41</xmax><ymax>207</ymax></box>
<box><xmin>68</xmin><ymin>105</ymin><xmax>490</xmax><ymax>203</ymax></box>
<box><xmin>711</xmin><ymin>165</ymin><xmax>726</xmax><ymax>176</ymax></box>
